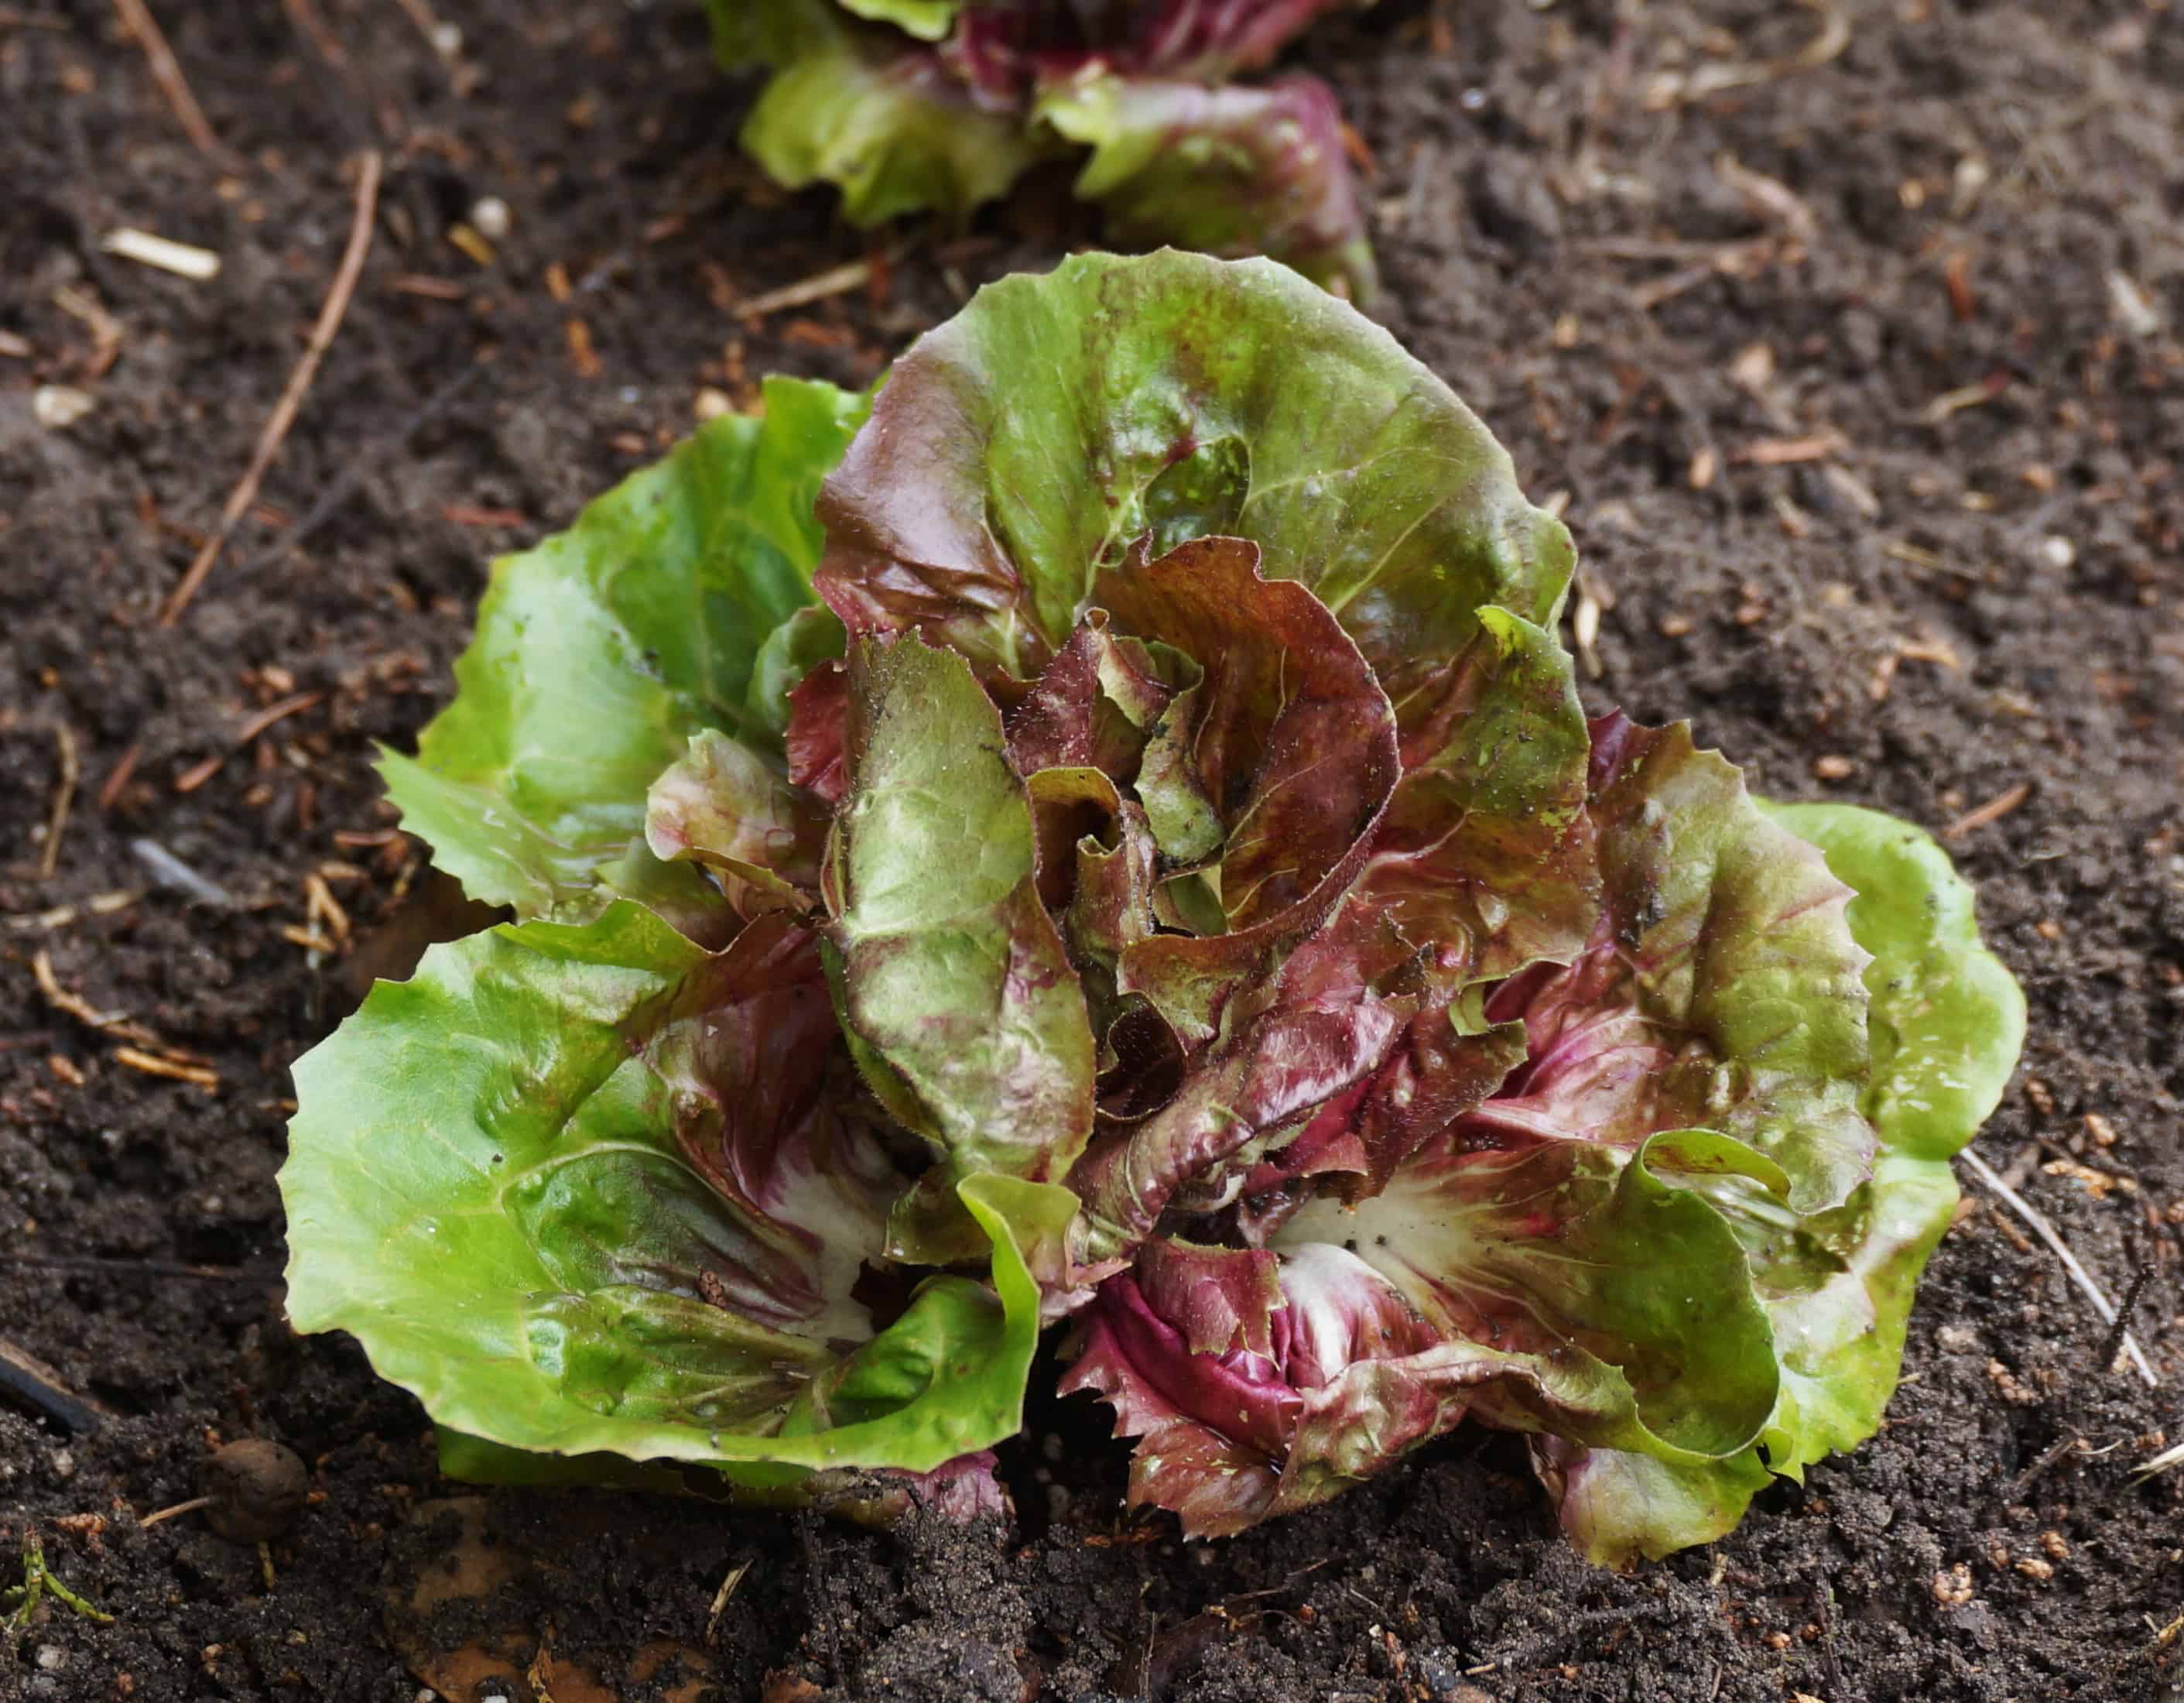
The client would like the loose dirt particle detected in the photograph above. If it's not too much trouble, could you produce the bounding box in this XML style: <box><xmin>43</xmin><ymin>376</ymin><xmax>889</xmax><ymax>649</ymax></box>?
<box><xmin>1932</xmin><ymin>1565</ymin><xmax>1975</xmax><ymax>1608</ymax></box>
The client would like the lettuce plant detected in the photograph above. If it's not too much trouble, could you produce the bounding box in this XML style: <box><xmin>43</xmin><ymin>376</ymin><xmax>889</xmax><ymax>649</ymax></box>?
<box><xmin>712</xmin><ymin>1</ymin><xmax>1379</xmax><ymax>297</ymax></box>
<box><xmin>280</xmin><ymin>252</ymin><xmax>2023</xmax><ymax>1563</ymax></box>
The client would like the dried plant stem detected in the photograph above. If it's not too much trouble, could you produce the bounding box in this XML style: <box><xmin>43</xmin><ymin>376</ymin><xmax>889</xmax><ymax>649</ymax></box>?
<box><xmin>1958</xmin><ymin>1146</ymin><xmax>2157</xmax><ymax>1387</ymax></box>
<box><xmin>37</xmin><ymin>722</ymin><xmax>77</xmax><ymax>879</ymax></box>
<box><xmin>159</xmin><ymin>150</ymin><xmax>382</xmax><ymax>625</ymax></box>
<box><xmin>110</xmin><ymin>0</ymin><xmax>220</xmax><ymax>154</ymax></box>
<box><xmin>137</xmin><ymin>1496</ymin><xmax>214</xmax><ymax>1528</ymax></box>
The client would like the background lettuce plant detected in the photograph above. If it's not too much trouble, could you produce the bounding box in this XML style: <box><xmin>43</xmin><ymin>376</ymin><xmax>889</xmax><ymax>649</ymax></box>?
<box><xmin>711</xmin><ymin>1</ymin><xmax>1380</xmax><ymax>298</ymax></box>
<box><xmin>280</xmin><ymin>251</ymin><xmax>2024</xmax><ymax>1564</ymax></box>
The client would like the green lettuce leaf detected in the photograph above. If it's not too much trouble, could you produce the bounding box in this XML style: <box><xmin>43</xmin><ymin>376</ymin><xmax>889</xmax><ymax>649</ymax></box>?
<box><xmin>1762</xmin><ymin>801</ymin><xmax>2027</xmax><ymax>1166</ymax></box>
<box><xmin>282</xmin><ymin>900</ymin><xmax>1043</xmax><ymax>1484</ymax></box>
<box><xmin>1528</xmin><ymin>1435</ymin><xmax>1776</xmax><ymax>1564</ymax></box>
<box><xmin>714</xmin><ymin>0</ymin><xmax>1046</xmax><ymax>224</ymax></box>
<box><xmin>815</xmin><ymin>249</ymin><xmax>1575</xmax><ymax>682</ymax></box>
<box><xmin>840</xmin><ymin>0</ymin><xmax>961</xmax><ymax>40</ymax></box>
<box><xmin>1534</xmin><ymin>803</ymin><xmax>2025</xmax><ymax>1564</ymax></box>
<box><xmin>1753</xmin><ymin>801</ymin><xmax>2025</xmax><ymax>1468</ymax></box>
<box><xmin>382</xmin><ymin>376</ymin><xmax>869</xmax><ymax>922</ymax></box>
<box><xmin>823</xmin><ymin>632</ymin><xmax>1098</xmax><ymax>1246</ymax></box>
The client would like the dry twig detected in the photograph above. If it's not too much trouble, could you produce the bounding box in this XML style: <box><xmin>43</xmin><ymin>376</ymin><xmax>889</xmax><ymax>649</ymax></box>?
<box><xmin>113</xmin><ymin>1047</ymin><xmax>218</xmax><ymax>1088</ymax></box>
<box><xmin>2004</xmin><ymin>1432</ymin><xmax>2083</xmax><ymax>1498</ymax></box>
<box><xmin>98</xmin><ymin>743</ymin><xmax>141</xmax><ymax>810</ymax></box>
<box><xmin>172</xmin><ymin>690</ymin><xmax>327</xmax><ymax>793</ymax></box>
<box><xmin>1957</xmin><ymin>1146</ymin><xmax>2157</xmax><ymax>1387</ymax></box>
<box><xmin>0</xmin><ymin>1337</ymin><xmax>105</xmax><ymax>1435</ymax></box>
<box><xmin>234</xmin><ymin>361</ymin><xmax>485</xmax><ymax>577</ymax></box>
<box><xmin>32</xmin><ymin>949</ymin><xmax>130</xmax><ymax>1034</ymax></box>
<box><xmin>31</xmin><ymin>950</ymin><xmax>208</xmax><ymax>1076</ymax></box>
<box><xmin>37</xmin><ymin>723</ymin><xmax>77</xmax><ymax>880</ymax></box>
<box><xmin>277</xmin><ymin>0</ymin><xmax>348</xmax><ymax>70</ymax></box>
<box><xmin>1656</xmin><ymin>0</ymin><xmax>1850</xmax><ymax>105</ymax></box>
<box><xmin>137</xmin><ymin>1496</ymin><xmax>214</xmax><ymax>1528</ymax></box>
<box><xmin>1714</xmin><ymin>153</ymin><xmax>1819</xmax><ymax>245</ymax></box>
<box><xmin>706</xmin><ymin>1560</ymin><xmax>755</xmax><ymax>1646</ymax></box>
<box><xmin>160</xmin><ymin>151</ymin><xmax>383</xmax><ymax>625</ymax></box>
<box><xmin>1943</xmin><ymin>783</ymin><xmax>2031</xmax><ymax>841</ymax></box>
<box><xmin>732</xmin><ymin>258</ymin><xmax>878</xmax><ymax>320</ymax></box>
<box><xmin>52</xmin><ymin>286</ymin><xmax>124</xmax><ymax>377</ymax></box>
<box><xmin>110</xmin><ymin>0</ymin><xmax>221</xmax><ymax>154</ymax></box>
<box><xmin>1733</xmin><ymin>432</ymin><xmax>1848</xmax><ymax>467</ymax></box>
<box><xmin>5</xmin><ymin>893</ymin><xmax>139</xmax><ymax>935</ymax></box>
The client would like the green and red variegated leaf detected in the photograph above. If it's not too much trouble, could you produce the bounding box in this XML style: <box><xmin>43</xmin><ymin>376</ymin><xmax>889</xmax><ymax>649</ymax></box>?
<box><xmin>813</xmin><ymin>252</ymin><xmax>1573</xmax><ymax>681</ymax></box>
<box><xmin>823</xmin><ymin>633</ymin><xmax>1100</xmax><ymax>1217</ymax></box>
<box><xmin>1458</xmin><ymin>714</ymin><xmax>1878</xmax><ymax>1215</ymax></box>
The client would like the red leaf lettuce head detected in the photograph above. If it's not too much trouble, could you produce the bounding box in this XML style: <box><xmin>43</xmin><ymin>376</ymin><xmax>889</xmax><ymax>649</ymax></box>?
<box><xmin>713</xmin><ymin>0</ymin><xmax>1379</xmax><ymax>296</ymax></box>
<box><xmin>291</xmin><ymin>254</ymin><xmax>2022</xmax><ymax>1566</ymax></box>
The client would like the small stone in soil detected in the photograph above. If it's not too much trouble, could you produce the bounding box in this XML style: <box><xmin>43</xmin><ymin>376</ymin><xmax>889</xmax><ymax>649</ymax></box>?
<box><xmin>204</xmin><ymin>1439</ymin><xmax>310</xmax><ymax>1543</ymax></box>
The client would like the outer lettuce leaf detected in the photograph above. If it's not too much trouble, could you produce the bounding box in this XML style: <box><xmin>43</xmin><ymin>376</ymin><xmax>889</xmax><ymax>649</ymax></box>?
<box><xmin>1461</xmin><ymin>716</ymin><xmax>1876</xmax><ymax>1215</ymax></box>
<box><xmin>716</xmin><ymin>0</ymin><xmax>1046</xmax><ymax>225</ymax></box>
<box><xmin>1753</xmin><ymin>802</ymin><xmax>2025</xmax><ymax>1468</ymax></box>
<box><xmin>382</xmin><ymin>376</ymin><xmax>869</xmax><ymax>920</ymax></box>
<box><xmin>816</xmin><ymin>250</ymin><xmax>1574</xmax><ymax>683</ymax></box>
<box><xmin>823</xmin><ymin>633</ymin><xmax>1098</xmax><ymax>1210</ymax></box>
<box><xmin>1755</xmin><ymin>1155</ymin><xmax>1960</xmax><ymax>1473</ymax></box>
<box><xmin>1762</xmin><ymin>802</ymin><xmax>2026</xmax><ymax>1167</ymax></box>
<box><xmin>281</xmin><ymin>900</ymin><xmax>1045</xmax><ymax>1482</ymax></box>
<box><xmin>1528</xmin><ymin>1435</ymin><xmax>1775</xmax><ymax>1564</ymax></box>
<box><xmin>1039</xmin><ymin>72</ymin><xmax>1375</xmax><ymax>297</ymax></box>
<box><xmin>434</xmin><ymin>1427</ymin><xmax>699</xmax><ymax>1496</ymax></box>
<box><xmin>433</xmin><ymin>1426</ymin><xmax>1008</xmax><ymax>1523</ymax></box>
<box><xmin>1533</xmin><ymin>804</ymin><xmax>2025</xmax><ymax>1565</ymax></box>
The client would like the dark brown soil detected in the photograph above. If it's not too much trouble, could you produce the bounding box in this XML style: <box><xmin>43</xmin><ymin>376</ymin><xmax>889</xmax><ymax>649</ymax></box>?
<box><xmin>5</xmin><ymin>2</ymin><xmax>2182</xmax><ymax>1700</ymax></box>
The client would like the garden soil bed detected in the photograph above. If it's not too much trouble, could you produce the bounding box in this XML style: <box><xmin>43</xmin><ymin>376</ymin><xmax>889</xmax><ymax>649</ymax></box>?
<box><xmin>5</xmin><ymin>1</ymin><xmax>2182</xmax><ymax>1698</ymax></box>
